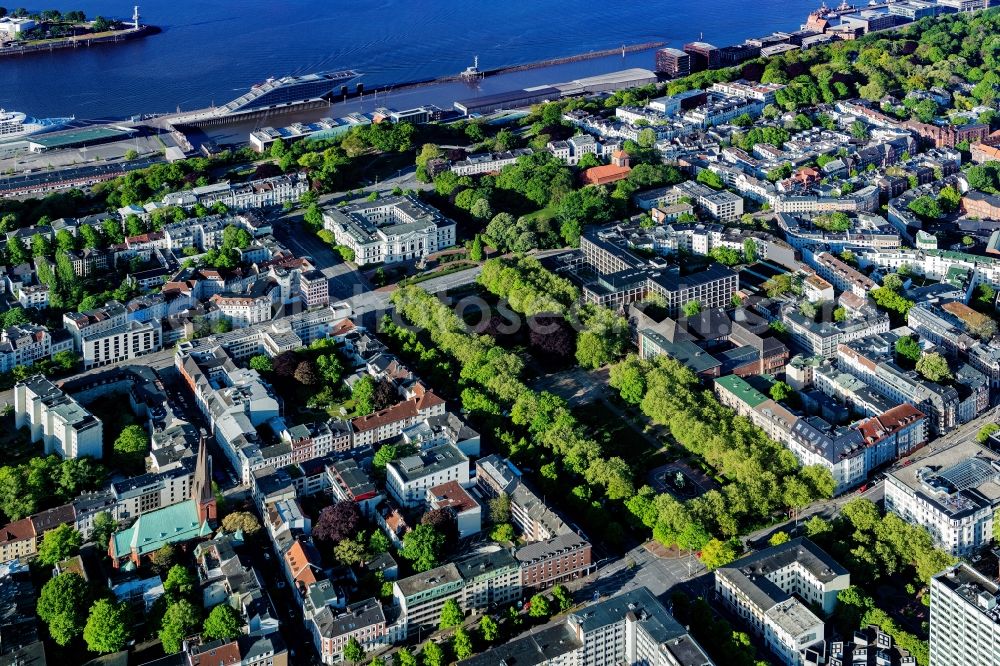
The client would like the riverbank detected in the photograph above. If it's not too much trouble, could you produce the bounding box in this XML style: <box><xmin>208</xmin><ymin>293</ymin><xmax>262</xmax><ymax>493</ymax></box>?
<box><xmin>0</xmin><ymin>24</ymin><xmax>159</xmax><ymax>58</ymax></box>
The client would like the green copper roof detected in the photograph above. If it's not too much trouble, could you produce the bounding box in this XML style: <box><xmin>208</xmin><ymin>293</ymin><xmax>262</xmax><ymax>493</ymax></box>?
<box><xmin>110</xmin><ymin>500</ymin><xmax>212</xmax><ymax>559</ymax></box>
<box><xmin>714</xmin><ymin>374</ymin><xmax>769</xmax><ymax>409</ymax></box>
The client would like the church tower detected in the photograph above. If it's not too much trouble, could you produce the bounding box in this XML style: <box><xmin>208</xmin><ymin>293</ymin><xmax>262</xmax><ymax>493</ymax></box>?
<box><xmin>192</xmin><ymin>437</ymin><xmax>217</xmax><ymax>523</ymax></box>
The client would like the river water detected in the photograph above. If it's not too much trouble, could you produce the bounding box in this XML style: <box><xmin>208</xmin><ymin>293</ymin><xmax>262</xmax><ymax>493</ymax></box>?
<box><xmin>2</xmin><ymin>0</ymin><xmax>821</xmax><ymax>120</ymax></box>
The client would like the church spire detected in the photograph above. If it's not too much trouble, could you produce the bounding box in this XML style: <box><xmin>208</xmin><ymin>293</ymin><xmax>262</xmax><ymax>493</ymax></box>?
<box><xmin>192</xmin><ymin>436</ymin><xmax>216</xmax><ymax>522</ymax></box>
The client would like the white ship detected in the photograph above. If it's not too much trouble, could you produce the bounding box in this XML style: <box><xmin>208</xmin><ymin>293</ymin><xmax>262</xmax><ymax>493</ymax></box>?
<box><xmin>0</xmin><ymin>109</ymin><xmax>73</xmax><ymax>142</ymax></box>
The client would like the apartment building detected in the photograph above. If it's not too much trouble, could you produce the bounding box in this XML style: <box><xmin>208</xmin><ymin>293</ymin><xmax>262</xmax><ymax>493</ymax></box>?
<box><xmin>300</xmin><ymin>269</ymin><xmax>330</xmax><ymax>308</ymax></box>
<box><xmin>178</xmin><ymin>346</ymin><xmax>282</xmax><ymax>482</ymax></box>
<box><xmin>782</xmin><ymin>308</ymin><xmax>890</xmax><ymax>358</ymax></box>
<box><xmin>311</xmin><ymin>597</ymin><xmax>390</xmax><ymax>665</ymax></box>
<box><xmin>349</xmin><ymin>388</ymin><xmax>447</xmax><ymax>448</ymax></box>
<box><xmin>393</xmin><ymin>549</ymin><xmax>520</xmax><ymax>637</ymax></box>
<box><xmin>208</xmin><ymin>292</ymin><xmax>275</xmax><ymax>328</ymax></box>
<box><xmin>385</xmin><ymin>443</ymin><xmax>469</xmax><ymax>508</ymax></box>
<box><xmin>476</xmin><ymin>455</ymin><xmax>575</xmax><ymax>542</ymax></box>
<box><xmin>0</xmin><ymin>324</ymin><xmax>72</xmax><ymax>373</ymax></box>
<box><xmin>63</xmin><ymin>300</ymin><xmax>162</xmax><ymax>369</ymax></box>
<box><xmin>930</xmin><ymin>563</ymin><xmax>1000</xmax><ymax>666</ymax></box>
<box><xmin>515</xmin><ymin>532</ymin><xmax>593</xmax><ymax>590</ymax></box>
<box><xmin>110</xmin><ymin>456</ymin><xmax>198</xmax><ymax>521</ymax></box>
<box><xmin>458</xmin><ymin>587</ymin><xmax>714</xmax><ymax>666</ymax></box>
<box><xmin>450</xmin><ymin>149</ymin><xmax>533</xmax><ymax>176</ymax></box>
<box><xmin>885</xmin><ymin>441</ymin><xmax>1000</xmax><ymax>556</ymax></box>
<box><xmin>789</xmin><ymin>416</ymin><xmax>867</xmax><ymax>494</ymax></box>
<box><xmin>716</xmin><ymin>538</ymin><xmax>849</xmax><ymax>666</ymax></box>
<box><xmin>838</xmin><ymin>333</ymin><xmax>963</xmax><ymax>434</ymax></box>
<box><xmin>14</xmin><ymin>375</ymin><xmax>102</xmax><ymax>459</ymax></box>
<box><xmin>322</xmin><ymin>195</ymin><xmax>457</xmax><ymax>266</ymax></box>
<box><xmin>812</xmin><ymin>252</ymin><xmax>877</xmax><ymax>298</ymax></box>
<box><xmin>426</xmin><ymin>481</ymin><xmax>481</xmax><ymax>538</ymax></box>
<box><xmin>161</xmin><ymin>173</ymin><xmax>309</xmax><ymax>211</ymax></box>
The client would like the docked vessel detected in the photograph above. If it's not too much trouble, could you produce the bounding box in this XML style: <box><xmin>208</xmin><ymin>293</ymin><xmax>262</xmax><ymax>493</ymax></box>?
<box><xmin>221</xmin><ymin>70</ymin><xmax>361</xmax><ymax>114</ymax></box>
<box><xmin>0</xmin><ymin>109</ymin><xmax>73</xmax><ymax>141</ymax></box>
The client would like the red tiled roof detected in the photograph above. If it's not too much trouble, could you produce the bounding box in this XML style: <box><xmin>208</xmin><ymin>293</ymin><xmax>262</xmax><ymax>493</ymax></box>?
<box><xmin>351</xmin><ymin>398</ymin><xmax>419</xmax><ymax>433</ymax></box>
<box><xmin>857</xmin><ymin>404</ymin><xmax>925</xmax><ymax>445</ymax></box>
<box><xmin>0</xmin><ymin>518</ymin><xmax>34</xmax><ymax>543</ymax></box>
<box><xmin>581</xmin><ymin>165</ymin><xmax>631</xmax><ymax>186</ymax></box>
<box><xmin>285</xmin><ymin>540</ymin><xmax>320</xmax><ymax>587</ymax></box>
<box><xmin>428</xmin><ymin>481</ymin><xmax>478</xmax><ymax>514</ymax></box>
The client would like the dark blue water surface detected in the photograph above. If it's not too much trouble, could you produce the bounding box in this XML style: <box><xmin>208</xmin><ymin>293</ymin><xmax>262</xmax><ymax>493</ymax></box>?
<box><xmin>2</xmin><ymin>0</ymin><xmax>821</xmax><ymax>120</ymax></box>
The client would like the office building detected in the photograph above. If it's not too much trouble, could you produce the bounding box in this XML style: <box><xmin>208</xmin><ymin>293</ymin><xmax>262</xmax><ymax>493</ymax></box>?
<box><xmin>322</xmin><ymin>195</ymin><xmax>456</xmax><ymax>266</ymax></box>
<box><xmin>885</xmin><ymin>440</ymin><xmax>1000</xmax><ymax>556</ymax></box>
<box><xmin>930</xmin><ymin>562</ymin><xmax>1000</xmax><ymax>666</ymax></box>
<box><xmin>655</xmin><ymin>48</ymin><xmax>691</xmax><ymax>77</ymax></box>
<box><xmin>458</xmin><ymin>587</ymin><xmax>714</xmax><ymax>666</ymax></box>
<box><xmin>716</xmin><ymin>538</ymin><xmax>849</xmax><ymax>666</ymax></box>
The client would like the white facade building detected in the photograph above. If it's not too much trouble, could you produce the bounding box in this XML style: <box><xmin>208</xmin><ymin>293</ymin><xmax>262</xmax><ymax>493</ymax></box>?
<box><xmin>323</xmin><ymin>195</ymin><xmax>456</xmax><ymax>266</ymax></box>
<box><xmin>930</xmin><ymin>563</ymin><xmax>1000</xmax><ymax>666</ymax></box>
<box><xmin>715</xmin><ymin>538</ymin><xmax>849</xmax><ymax>666</ymax></box>
<box><xmin>385</xmin><ymin>442</ymin><xmax>469</xmax><ymax>508</ymax></box>
<box><xmin>14</xmin><ymin>375</ymin><xmax>103</xmax><ymax>459</ymax></box>
<box><xmin>884</xmin><ymin>440</ymin><xmax>1000</xmax><ymax>556</ymax></box>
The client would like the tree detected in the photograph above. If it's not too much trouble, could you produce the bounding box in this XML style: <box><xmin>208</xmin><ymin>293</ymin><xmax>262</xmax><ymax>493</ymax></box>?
<box><xmin>681</xmin><ymin>300</ymin><xmax>701</xmax><ymax>318</ymax></box>
<box><xmin>37</xmin><ymin>523</ymin><xmax>82</xmax><ymax>565</ymax></box>
<box><xmin>453</xmin><ymin>626</ymin><xmax>474</xmax><ymax>660</ymax></box>
<box><xmin>769</xmin><ymin>381</ymin><xmax>792</xmax><ymax>402</ymax></box>
<box><xmin>114</xmin><ymin>424</ymin><xmax>148</xmax><ymax>458</ymax></box>
<box><xmin>335</xmin><ymin>537</ymin><xmax>367</xmax><ymax>565</ymax></box>
<box><xmin>315</xmin><ymin>501</ymin><xmax>363</xmax><ymax>544</ymax></box>
<box><xmin>895</xmin><ymin>335</ymin><xmax>921</xmax><ymax>364</ymax></box>
<box><xmin>294</xmin><ymin>359</ymin><xmax>319</xmax><ymax>385</ymax></box>
<box><xmin>84</xmin><ymin>599</ymin><xmax>131</xmax><ymax>653</ymax></box>
<box><xmin>552</xmin><ymin>584</ymin><xmax>572</xmax><ymax>611</ymax></box>
<box><xmin>743</xmin><ymin>238</ymin><xmax>757</xmax><ymax>263</ymax></box>
<box><xmin>353</xmin><ymin>375</ymin><xmax>377</xmax><ymax>415</ymax></box>
<box><xmin>6</xmin><ymin>236</ymin><xmax>27</xmax><ymax>265</ymax></box>
<box><xmin>1</xmin><ymin>307</ymin><xmax>29</xmax><ymax>327</ymax></box>
<box><xmin>272</xmin><ymin>351</ymin><xmax>299</xmax><ymax>378</ymax></box>
<box><xmin>489</xmin><ymin>493</ymin><xmax>511</xmax><ymax>524</ymax></box>
<box><xmin>916</xmin><ymin>351</ymin><xmax>952</xmax><ymax>383</ymax></box>
<box><xmin>249</xmin><ymin>355</ymin><xmax>273</xmax><ymax>373</ymax></box>
<box><xmin>369</xmin><ymin>529</ymin><xmax>391</xmax><ymax>555</ymax></box>
<box><xmin>696</xmin><ymin>169</ymin><xmax>723</xmax><ymax>189</ymax></box>
<box><xmin>38</xmin><ymin>572</ymin><xmax>89</xmax><ymax>646</ymax></box>
<box><xmin>151</xmin><ymin>543</ymin><xmax>178</xmax><ymax>573</ymax></box>
<box><xmin>908</xmin><ymin>195</ymin><xmax>942</xmax><ymax>220</ymax></box>
<box><xmin>804</xmin><ymin>515</ymin><xmax>832</xmax><ymax>540</ymax></box>
<box><xmin>490</xmin><ymin>523</ymin><xmax>516</xmax><ymax>542</ymax></box>
<box><xmin>528</xmin><ymin>593</ymin><xmax>552</xmax><ymax>618</ymax></box>
<box><xmin>769</xmin><ymin>531</ymin><xmax>791</xmax><ymax>547</ymax></box>
<box><xmin>373</xmin><ymin>444</ymin><xmax>399</xmax><ymax>470</ymax></box>
<box><xmin>221</xmin><ymin>511</ymin><xmax>261</xmax><ymax>535</ymax></box>
<box><xmin>91</xmin><ymin>511</ymin><xmax>118</xmax><ymax>547</ymax></box>
<box><xmin>344</xmin><ymin>637</ymin><xmax>366</xmax><ymax>664</ymax></box>
<box><xmin>421</xmin><ymin>508</ymin><xmax>458</xmax><ymax>548</ymax></box>
<box><xmin>439</xmin><ymin>598</ymin><xmax>464</xmax><ymax>630</ymax></box>
<box><xmin>400</xmin><ymin>523</ymin><xmax>446</xmax><ymax>572</ymax></box>
<box><xmin>163</xmin><ymin>564</ymin><xmax>197</xmax><ymax>599</ymax></box>
<box><xmin>420</xmin><ymin>641</ymin><xmax>445</xmax><ymax>666</ymax></box>
<box><xmin>850</xmin><ymin>120</ymin><xmax>869</xmax><ymax>141</ymax></box>
<box><xmin>394</xmin><ymin>648</ymin><xmax>417</xmax><ymax>666</ymax></box>
<box><xmin>469</xmin><ymin>235</ymin><xmax>484</xmax><ymax>262</ymax></box>
<box><xmin>203</xmin><ymin>604</ymin><xmax>243</xmax><ymax>641</ymax></box>
<box><xmin>480</xmin><ymin>615</ymin><xmax>500</xmax><ymax>642</ymax></box>
<box><xmin>159</xmin><ymin>599</ymin><xmax>201</xmax><ymax>654</ymax></box>
<box><xmin>700</xmin><ymin>538</ymin><xmax>740</xmax><ymax>571</ymax></box>
<box><xmin>977</xmin><ymin>423</ymin><xmax>1000</xmax><ymax>444</ymax></box>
